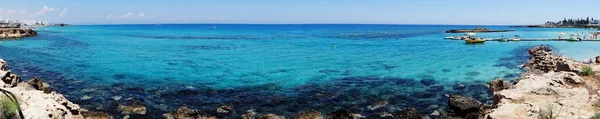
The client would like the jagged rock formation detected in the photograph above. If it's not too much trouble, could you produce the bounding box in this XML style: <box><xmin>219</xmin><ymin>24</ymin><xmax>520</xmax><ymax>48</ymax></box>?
<box><xmin>0</xmin><ymin>28</ymin><xmax>37</xmax><ymax>39</ymax></box>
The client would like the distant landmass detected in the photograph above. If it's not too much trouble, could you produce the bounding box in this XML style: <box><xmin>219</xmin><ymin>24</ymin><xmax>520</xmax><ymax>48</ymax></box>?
<box><xmin>511</xmin><ymin>17</ymin><xmax>600</xmax><ymax>29</ymax></box>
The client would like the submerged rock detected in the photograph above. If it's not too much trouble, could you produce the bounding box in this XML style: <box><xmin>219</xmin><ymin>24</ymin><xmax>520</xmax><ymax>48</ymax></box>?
<box><xmin>486</xmin><ymin>78</ymin><xmax>512</xmax><ymax>91</ymax></box>
<box><xmin>82</xmin><ymin>111</ymin><xmax>113</xmax><ymax>119</ymax></box>
<box><xmin>447</xmin><ymin>94</ymin><xmax>481</xmax><ymax>117</ymax></box>
<box><xmin>397</xmin><ymin>107</ymin><xmax>424</xmax><ymax>119</ymax></box>
<box><xmin>242</xmin><ymin>110</ymin><xmax>257</xmax><ymax>119</ymax></box>
<box><xmin>258</xmin><ymin>114</ymin><xmax>285</xmax><ymax>119</ymax></box>
<box><xmin>118</xmin><ymin>101</ymin><xmax>147</xmax><ymax>115</ymax></box>
<box><xmin>325</xmin><ymin>110</ymin><xmax>353</xmax><ymax>119</ymax></box>
<box><xmin>217</xmin><ymin>105</ymin><xmax>233</xmax><ymax>113</ymax></box>
<box><xmin>164</xmin><ymin>105</ymin><xmax>215</xmax><ymax>119</ymax></box>
<box><xmin>290</xmin><ymin>110</ymin><xmax>323</xmax><ymax>119</ymax></box>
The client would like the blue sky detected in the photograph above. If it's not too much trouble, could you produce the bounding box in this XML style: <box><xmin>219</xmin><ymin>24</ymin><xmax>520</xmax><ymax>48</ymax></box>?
<box><xmin>1</xmin><ymin>0</ymin><xmax>599</xmax><ymax>25</ymax></box>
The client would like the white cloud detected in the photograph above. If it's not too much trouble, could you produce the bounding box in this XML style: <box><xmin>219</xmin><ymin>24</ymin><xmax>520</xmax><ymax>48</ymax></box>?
<box><xmin>6</xmin><ymin>9</ymin><xmax>16</xmax><ymax>13</ymax></box>
<box><xmin>123</xmin><ymin>12</ymin><xmax>134</xmax><ymax>17</ymax></box>
<box><xmin>59</xmin><ymin>8</ymin><xmax>68</xmax><ymax>17</ymax></box>
<box><xmin>36</xmin><ymin>6</ymin><xmax>56</xmax><ymax>15</ymax></box>
<box><xmin>137</xmin><ymin>12</ymin><xmax>145</xmax><ymax>17</ymax></box>
<box><xmin>20</xmin><ymin>9</ymin><xmax>28</xmax><ymax>13</ymax></box>
<box><xmin>106</xmin><ymin>14</ymin><xmax>113</xmax><ymax>18</ymax></box>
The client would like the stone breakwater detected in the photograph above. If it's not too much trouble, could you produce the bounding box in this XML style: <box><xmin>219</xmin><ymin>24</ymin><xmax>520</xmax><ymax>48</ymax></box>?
<box><xmin>0</xmin><ymin>59</ymin><xmax>83</xmax><ymax>119</ymax></box>
<box><xmin>444</xmin><ymin>46</ymin><xmax>600</xmax><ymax>119</ymax></box>
<box><xmin>0</xmin><ymin>28</ymin><xmax>38</xmax><ymax>39</ymax></box>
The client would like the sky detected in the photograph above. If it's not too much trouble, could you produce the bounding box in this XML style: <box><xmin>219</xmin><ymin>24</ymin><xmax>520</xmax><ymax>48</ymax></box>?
<box><xmin>0</xmin><ymin>0</ymin><xmax>599</xmax><ymax>25</ymax></box>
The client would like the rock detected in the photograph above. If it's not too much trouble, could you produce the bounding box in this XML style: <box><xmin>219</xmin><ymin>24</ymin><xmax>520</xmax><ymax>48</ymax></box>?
<box><xmin>556</xmin><ymin>58</ymin><xmax>581</xmax><ymax>73</ymax></box>
<box><xmin>522</xmin><ymin>46</ymin><xmax>557</xmax><ymax>73</ymax></box>
<box><xmin>118</xmin><ymin>101</ymin><xmax>147</xmax><ymax>115</ymax></box>
<box><xmin>217</xmin><ymin>105</ymin><xmax>233</xmax><ymax>113</ymax></box>
<box><xmin>464</xmin><ymin>112</ymin><xmax>480</xmax><ymax>119</ymax></box>
<box><xmin>596</xmin><ymin>55</ymin><xmax>600</xmax><ymax>64</ymax></box>
<box><xmin>0</xmin><ymin>59</ymin><xmax>7</xmax><ymax>71</ymax></box>
<box><xmin>163</xmin><ymin>105</ymin><xmax>215</xmax><ymax>119</ymax></box>
<box><xmin>2</xmin><ymin>73</ymin><xmax>21</xmax><ymax>87</ymax></box>
<box><xmin>487</xmin><ymin>72</ymin><xmax>596</xmax><ymax>118</ymax></box>
<box><xmin>290</xmin><ymin>110</ymin><xmax>323</xmax><ymax>119</ymax></box>
<box><xmin>27</xmin><ymin>77</ymin><xmax>51</xmax><ymax>93</ymax></box>
<box><xmin>111</xmin><ymin>96</ymin><xmax>122</xmax><ymax>101</ymax></box>
<box><xmin>325</xmin><ymin>110</ymin><xmax>353</xmax><ymax>119</ymax></box>
<box><xmin>397</xmin><ymin>107</ymin><xmax>424</xmax><ymax>119</ymax></box>
<box><xmin>367</xmin><ymin>100</ymin><xmax>388</xmax><ymax>110</ymax></box>
<box><xmin>242</xmin><ymin>110</ymin><xmax>257</xmax><ymax>119</ymax></box>
<box><xmin>81</xmin><ymin>95</ymin><xmax>92</xmax><ymax>100</ymax></box>
<box><xmin>487</xmin><ymin>78</ymin><xmax>512</xmax><ymax>91</ymax></box>
<box><xmin>258</xmin><ymin>114</ymin><xmax>285</xmax><ymax>119</ymax></box>
<box><xmin>82</xmin><ymin>111</ymin><xmax>113</xmax><ymax>119</ymax></box>
<box><xmin>447</xmin><ymin>94</ymin><xmax>481</xmax><ymax>117</ymax></box>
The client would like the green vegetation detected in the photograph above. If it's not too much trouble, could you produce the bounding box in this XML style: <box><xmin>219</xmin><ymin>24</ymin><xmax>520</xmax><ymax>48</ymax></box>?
<box><xmin>0</xmin><ymin>96</ymin><xmax>18</xmax><ymax>118</ymax></box>
<box><xmin>538</xmin><ymin>105</ymin><xmax>559</xmax><ymax>119</ymax></box>
<box><xmin>591</xmin><ymin>113</ymin><xmax>600</xmax><ymax>119</ymax></box>
<box><xmin>581</xmin><ymin>65</ymin><xmax>594</xmax><ymax>76</ymax></box>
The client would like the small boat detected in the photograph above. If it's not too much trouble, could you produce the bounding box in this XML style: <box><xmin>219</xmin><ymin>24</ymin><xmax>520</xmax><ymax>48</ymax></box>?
<box><xmin>510</xmin><ymin>35</ymin><xmax>521</xmax><ymax>41</ymax></box>
<box><xmin>444</xmin><ymin>36</ymin><xmax>462</xmax><ymax>40</ymax></box>
<box><xmin>498</xmin><ymin>38</ymin><xmax>508</xmax><ymax>42</ymax></box>
<box><xmin>465</xmin><ymin>38</ymin><xmax>485</xmax><ymax>43</ymax></box>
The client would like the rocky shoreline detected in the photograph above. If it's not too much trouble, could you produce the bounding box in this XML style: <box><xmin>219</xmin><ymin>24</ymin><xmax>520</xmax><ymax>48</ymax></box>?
<box><xmin>0</xmin><ymin>28</ymin><xmax>38</xmax><ymax>39</ymax></box>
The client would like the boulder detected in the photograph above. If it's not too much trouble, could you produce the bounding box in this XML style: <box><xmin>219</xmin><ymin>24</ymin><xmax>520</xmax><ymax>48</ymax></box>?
<box><xmin>291</xmin><ymin>110</ymin><xmax>323</xmax><ymax>119</ymax></box>
<box><xmin>0</xmin><ymin>59</ymin><xmax>7</xmax><ymax>71</ymax></box>
<box><xmin>522</xmin><ymin>46</ymin><xmax>557</xmax><ymax>73</ymax></box>
<box><xmin>27</xmin><ymin>77</ymin><xmax>51</xmax><ymax>93</ymax></box>
<box><xmin>217</xmin><ymin>105</ymin><xmax>233</xmax><ymax>114</ymax></box>
<box><xmin>447</xmin><ymin>94</ymin><xmax>481</xmax><ymax>117</ymax></box>
<box><xmin>163</xmin><ymin>105</ymin><xmax>215</xmax><ymax>119</ymax></box>
<box><xmin>556</xmin><ymin>58</ymin><xmax>581</xmax><ymax>73</ymax></box>
<box><xmin>2</xmin><ymin>73</ymin><xmax>21</xmax><ymax>87</ymax></box>
<box><xmin>596</xmin><ymin>55</ymin><xmax>600</xmax><ymax>64</ymax></box>
<box><xmin>398</xmin><ymin>107</ymin><xmax>424</xmax><ymax>119</ymax></box>
<box><xmin>258</xmin><ymin>114</ymin><xmax>285</xmax><ymax>119</ymax></box>
<box><xmin>487</xmin><ymin>78</ymin><xmax>512</xmax><ymax>91</ymax></box>
<box><xmin>242</xmin><ymin>110</ymin><xmax>257</xmax><ymax>119</ymax></box>
<box><xmin>82</xmin><ymin>111</ymin><xmax>113</xmax><ymax>119</ymax></box>
<box><xmin>326</xmin><ymin>110</ymin><xmax>353</xmax><ymax>119</ymax></box>
<box><xmin>118</xmin><ymin>101</ymin><xmax>147</xmax><ymax>115</ymax></box>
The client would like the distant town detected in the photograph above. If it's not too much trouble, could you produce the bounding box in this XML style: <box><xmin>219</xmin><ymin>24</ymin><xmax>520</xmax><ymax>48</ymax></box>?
<box><xmin>0</xmin><ymin>18</ymin><xmax>69</xmax><ymax>28</ymax></box>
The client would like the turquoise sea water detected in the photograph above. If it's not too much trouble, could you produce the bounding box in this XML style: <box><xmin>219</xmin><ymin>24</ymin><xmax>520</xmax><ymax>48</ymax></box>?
<box><xmin>0</xmin><ymin>24</ymin><xmax>599</xmax><ymax>118</ymax></box>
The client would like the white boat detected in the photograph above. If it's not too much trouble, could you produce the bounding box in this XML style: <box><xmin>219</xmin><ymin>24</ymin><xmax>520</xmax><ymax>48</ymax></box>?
<box><xmin>511</xmin><ymin>35</ymin><xmax>521</xmax><ymax>41</ymax></box>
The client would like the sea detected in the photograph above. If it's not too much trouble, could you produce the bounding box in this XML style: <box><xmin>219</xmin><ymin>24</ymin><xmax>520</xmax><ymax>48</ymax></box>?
<box><xmin>0</xmin><ymin>24</ymin><xmax>599</xmax><ymax>118</ymax></box>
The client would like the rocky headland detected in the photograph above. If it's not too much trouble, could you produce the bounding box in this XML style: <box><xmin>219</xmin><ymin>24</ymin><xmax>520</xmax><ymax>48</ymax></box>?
<box><xmin>0</xmin><ymin>28</ymin><xmax>38</xmax><ymax>39</ymax></box>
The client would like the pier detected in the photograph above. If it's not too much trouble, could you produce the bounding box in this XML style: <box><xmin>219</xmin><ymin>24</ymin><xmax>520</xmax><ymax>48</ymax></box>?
<box><xmin>486</xmin><ymin>38</ymin><xmax>600</xmax><ymax>42</ymax></box>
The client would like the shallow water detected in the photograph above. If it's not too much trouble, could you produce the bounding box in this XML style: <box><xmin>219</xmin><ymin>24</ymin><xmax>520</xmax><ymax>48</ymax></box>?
<box><xmin>0</xmin><ymin>24</ymin><xmax>598</xmax><ymax>118</ymax></box>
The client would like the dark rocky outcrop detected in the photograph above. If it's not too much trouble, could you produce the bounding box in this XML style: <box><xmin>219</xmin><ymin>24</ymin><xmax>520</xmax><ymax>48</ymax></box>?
<box><xmin>2</xmin><ymin>73</ymin><xmax>21</xmax><ymax>87</ymax></box>
<box><xmin>163</xmin><ymin>105</ymin><xmax>215</xmax><ymax>119</ymax></box>
<box><xmin>27</xmin><ymin>77</ymin><xmax>52</xmax><ymax>93</ymax></box>
<box><xmin>447</xmin><ymin>94</ymin><xmax>482</xmax><ymax>117</ymax></box>
<box><xmin>257</xmin><ymin>114</ymin><xmax>286</xmax><ymax>119</ymax></box>
<box><xmin>398</xmin><ymin>107</ymin><xmax>424</xmax><ymax>119</ymax></box>
<box><xmin>325</xmin><ymin>110</ymin><xmax>353</xmax><ymax>119</ymax></box>
<box><xmin>596</xmin><ymin>55</ymin><xmax>600</xmax><ymax>64</ymax></box>
<box><xmin>118</xmin><ymin>100</ymin><xmax>147</xmax><ymax>115</ymax></box>
<box><xmin>487</xmin><ymin>78</ymin><xmax>512</xmax><ymax>91</ymax></box>
<box><xmin>0</xmin><ymin>28</ymin><xmax>38</xmax><ymax>39</ymax></box>
<box><xmin>82</xmin><ymin>111</ymin><xmax>113</xmax><ymax>119</ymax></box>
<box><xmin>522</xmin><ymin>46</ymin><xmax>557</xmax><ymax>73</ymax></box>
<box><xmin>290</xmin><ymin>110</ymin><xmax>323</xmax><ymax>119</ymax></box>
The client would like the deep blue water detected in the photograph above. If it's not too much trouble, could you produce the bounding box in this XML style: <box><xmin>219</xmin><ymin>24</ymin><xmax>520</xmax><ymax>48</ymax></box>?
<box><xmin>0</xmin><ymin>24</ymin><xmax>599</xmax><ymax>118</ymax></box>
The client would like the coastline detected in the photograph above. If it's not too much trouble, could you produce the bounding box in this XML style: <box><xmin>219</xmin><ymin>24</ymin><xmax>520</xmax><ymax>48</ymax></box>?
<box><xmin>0</xmin><ymin>28</ymin><xmax>38</xmax><ymax>39</ymax></box>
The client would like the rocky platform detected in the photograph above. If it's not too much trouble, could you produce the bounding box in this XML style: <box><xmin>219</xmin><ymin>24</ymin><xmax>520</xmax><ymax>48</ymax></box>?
<box><xmin>484</xmin><ymin>46</ymin><xmax>600</xmax><ymax>118</ymax></box>
<box><xmin>0</xmin><ymin>59</ymin><xmax>84</xmax><ymax>119</ymax></box>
